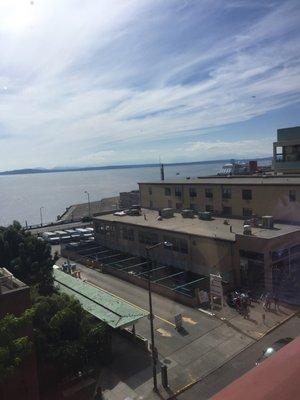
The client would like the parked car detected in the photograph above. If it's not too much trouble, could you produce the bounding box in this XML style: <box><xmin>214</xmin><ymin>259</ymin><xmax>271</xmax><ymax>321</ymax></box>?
<box><xmin>255</xmin><ymin>337</ymin><xmax>294</xmax><ymax>366</ymax></box>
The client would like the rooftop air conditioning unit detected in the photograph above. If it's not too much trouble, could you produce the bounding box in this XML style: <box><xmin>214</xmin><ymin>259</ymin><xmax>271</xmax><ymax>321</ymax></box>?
<box><xmin>262</xmin><ymin>216</ymin><xmax>274</xmax><ymax>229</ymax></box>
<box><xmin>161</xmin><ymin>208</ymin><xmax>174</xmax><ymax>218</ymax></box>
<box><xmin>243</xmin><ymin>225</ymin><xmax>252</xmax><ymax>235</ymax></box>
<box><xmin>198</xmin><ymin>211</ymin><xmax>212</xmax><ymax>220</ymax></box>
<box><xmin>181</xmin><ymin>209</ymin><xmax>194</xmax><ymax>218</ymax></box>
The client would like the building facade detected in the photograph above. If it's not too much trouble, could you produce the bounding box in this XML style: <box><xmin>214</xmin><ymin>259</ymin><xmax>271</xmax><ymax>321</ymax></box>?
<box><xmin>139</xmin><ymin>176</ymin><xmax>300</xmax><ymax>223</ymax></box>
<box><xmin>94</xmin><ymin>210</ymin><xmax>300</xmax><ymax>298</ymax></box>
<box><xmin>273</xmin><ymin>126</ymin><xmax>300</xmax><ymax>174</ymax></box>
<box><xmin>0</xmin><ymin>268</ymin><xmax>39</xmax><ymax>400</ymax></box>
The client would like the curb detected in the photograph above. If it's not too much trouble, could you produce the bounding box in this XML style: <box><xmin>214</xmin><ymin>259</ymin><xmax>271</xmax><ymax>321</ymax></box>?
<box><xmin>167</xmin><ymin>310</ymin><xmax>298</xmax><ymax>399</ymax></box>
<box><xmin>258</xmin><ymin>309</ymin><xmax>298</xmax><ymax>339</ymax></box>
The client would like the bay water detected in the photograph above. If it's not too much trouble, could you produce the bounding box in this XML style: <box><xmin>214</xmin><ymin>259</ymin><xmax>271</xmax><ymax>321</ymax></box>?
<box><xmin>0</xmin><ymin>162</ymin><xmax>224</xmax><ymax>226</ymax></box>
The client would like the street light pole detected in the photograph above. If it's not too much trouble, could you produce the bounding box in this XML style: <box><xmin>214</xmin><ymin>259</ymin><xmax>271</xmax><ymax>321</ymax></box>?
<box><xmin>84</xmin><ymin>191</ymin><xmax>91</xmax><ymax>219</ymax></box>
<box><xmin>39</xmin><ymin>206</ymin><xmax>44</xmax><ymax>227</ymax></box>
<box><xmin>146</xmin><ymin>241</ymin><xmax>173</xmax><ymax>393</ymax></box>
<box><xmin>146</xmin><ymin>247</ymin><xmax>158</xmax><ymax>392</ymax></box>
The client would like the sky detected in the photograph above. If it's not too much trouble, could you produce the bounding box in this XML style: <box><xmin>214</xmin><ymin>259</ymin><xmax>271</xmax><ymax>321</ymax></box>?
<box><xmin>0</xmin><ymin>0</ymin><xmax>299</xmax><ymax>170</ymax></box>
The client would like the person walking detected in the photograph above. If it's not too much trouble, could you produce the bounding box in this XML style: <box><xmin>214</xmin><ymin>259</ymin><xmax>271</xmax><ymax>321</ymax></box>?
<box><xmin>94</xmin><ymin>386</ymin><xmax>104</xmax><ymax>400</ymax></box>
<box><xmin>273</xmin><ymin>294</ymin><xmax>279</xmax><ymax>311</ymax></box>
<box><xmin>265</xmin><ymin>292</ymin><xmax>271</xmax><ymax>311</ymax></box>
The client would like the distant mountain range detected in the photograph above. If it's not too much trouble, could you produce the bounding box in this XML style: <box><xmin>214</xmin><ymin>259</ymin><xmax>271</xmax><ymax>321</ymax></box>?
<box><xmin>0</xmin><ymin>157</ymin><xmax>272</xmax><ymax>176</ymax></box>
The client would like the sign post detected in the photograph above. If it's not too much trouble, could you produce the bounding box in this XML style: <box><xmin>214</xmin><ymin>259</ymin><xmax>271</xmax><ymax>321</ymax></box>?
<box><xmin>174</xmin><ymin>313</ymin><xmax>183</xmax><ymax>330</ymax></box>
<box><xmin>210</xmin><ymin>273</ymin><xmax>223</xmax><ymax>310</ymax></box>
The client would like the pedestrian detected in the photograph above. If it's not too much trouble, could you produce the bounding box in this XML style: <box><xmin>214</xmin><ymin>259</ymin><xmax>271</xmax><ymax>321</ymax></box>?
<box><xmin>265</xmin><ymin>292</ymin><xmax>271</xmax><ymax>311</ymax></box>
<box><xmin>94</xmin><ymin>386</ymin><xmax>103</xmax><ymax>400</ymax></box>
<box><xmin>273</xmin><ymin>294</ymin><xmax>279</xmax><ymax>311</ymax></box>
<box><xmin>235</xmin><ymin>296</ymin><xmax>241</xmax><ymax>314</ymax></box>
<box><xmin>262</xmin><ymin>313</ymin><xmax>266</xmax><ymax>325</ymax></box>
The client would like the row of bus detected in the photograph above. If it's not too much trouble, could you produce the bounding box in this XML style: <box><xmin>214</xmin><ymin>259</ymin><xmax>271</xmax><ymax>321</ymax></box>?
<box><xmin>40</xmin><ymin>227</ymin><xmax>94</xmax><ymax>244</ymax></box>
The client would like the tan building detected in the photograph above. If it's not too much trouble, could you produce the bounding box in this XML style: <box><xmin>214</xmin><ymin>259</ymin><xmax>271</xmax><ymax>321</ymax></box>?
<box><xmin>94</xmin><ymin>209</ymin><xmax>300</xmax><ymax>298</ymax></box>
<box><xmin>139</xmin><ymin>176</ymin><xmax>300</xmax><ymax>224</ymax></box>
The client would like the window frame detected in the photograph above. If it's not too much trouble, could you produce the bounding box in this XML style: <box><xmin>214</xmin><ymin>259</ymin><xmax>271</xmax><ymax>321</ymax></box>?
<box><xmin>242</xmin><ymin>189</ymin><xmax>252</xmax><ymax>200</ymax></box>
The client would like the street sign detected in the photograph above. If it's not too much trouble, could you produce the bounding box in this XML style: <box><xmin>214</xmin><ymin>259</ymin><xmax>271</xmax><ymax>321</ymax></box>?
<box><xmin>210</xmin><ymin>273</ymin><xmax>223</xmax><ymax>308</ymax></box>
<box><xmin>174</xmin><ymin>313</ymin><xmax>183</xmax><ymax>330</ymax></box>
<box><xmin>210</xmin><ymin>273</ymin><xmax>223</xmax><ymax>297</ymax></box>
<box><xmin>198</xmin><ymin>290</ymin><xmax>209</xmax><ymax>304</ymax></box>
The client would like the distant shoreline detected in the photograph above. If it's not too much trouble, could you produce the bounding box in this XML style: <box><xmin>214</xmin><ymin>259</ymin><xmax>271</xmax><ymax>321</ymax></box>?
<box><xmin>0</xmin><ymin>156</ymin><xmax>272</xmax><ymax>176</ymax></box>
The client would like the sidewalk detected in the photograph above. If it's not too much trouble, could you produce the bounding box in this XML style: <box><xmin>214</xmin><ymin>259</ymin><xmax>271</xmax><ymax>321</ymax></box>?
<box><xmin>210</xmin><ymin>299</ymin><xmax>298</xmax><ymax>340</ymax></box>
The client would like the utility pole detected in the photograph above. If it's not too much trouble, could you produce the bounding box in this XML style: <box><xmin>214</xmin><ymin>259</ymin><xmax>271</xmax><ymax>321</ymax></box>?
<box><xmin>146</xmin><ymin>241</ymin><xmax>173</xmax><ymax>392</ymax></box>
<box><xmin>84</xmin><ymin>191</ymin><xmax>91</xmax><ymax>219</ymax></box>
<box><xmin>39</xmin><ymin>206</ymin><xmax>44</xmax><ymax>227</ymax></box>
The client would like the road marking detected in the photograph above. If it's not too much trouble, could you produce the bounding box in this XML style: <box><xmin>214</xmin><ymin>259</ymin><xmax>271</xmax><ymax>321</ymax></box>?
<box><xmin>85</xmin><ymin>278</ymin><xmax>176</xmax><ymax>327</ymax></box>
<box><xmin>182</xmin><ymin>316</ymin><xmax>197</xmax><ymax>325</ymax></box>
<box><xmin>156</xmin><ymin>328</ymin><xmax>172</xmax><ymax>337</ymax></box>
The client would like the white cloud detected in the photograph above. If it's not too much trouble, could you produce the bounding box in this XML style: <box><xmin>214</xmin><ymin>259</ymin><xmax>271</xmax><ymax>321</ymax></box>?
<box><xmin>0</xmin><ymin>0</ymin><xmax>299</xmax><ymax>169</ymax></box>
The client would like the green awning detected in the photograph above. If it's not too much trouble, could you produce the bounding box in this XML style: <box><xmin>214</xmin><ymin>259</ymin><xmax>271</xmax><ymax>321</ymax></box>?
<box><xmin>53</xmin><ymin>269</ymin><xmax>148</xmax><ymax>329</ymax></box>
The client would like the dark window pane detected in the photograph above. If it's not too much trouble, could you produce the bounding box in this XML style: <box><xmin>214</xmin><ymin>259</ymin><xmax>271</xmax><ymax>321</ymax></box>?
<box><xmin>242</xmin><ymin>189</ymin><xmax>252</xmax><ymax>200</ymax></box>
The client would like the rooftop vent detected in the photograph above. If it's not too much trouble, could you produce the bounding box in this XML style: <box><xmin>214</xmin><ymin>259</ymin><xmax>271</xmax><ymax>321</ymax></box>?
<box><xmin>243</xmin><ymin>225</ymin><xmax>252</xmax><ymax>235</ymax></box>
<box><xmin>181</xmin><ymin>209</ymin><xmax>194</xmax><ymax>218</ymax></box>
<box><xmin>160</xmin><ymin>208</ymin><xmax>174</xmax><ymax>219</ymax></box>
<box><xmin>262</xmin><ymin>216</ymin><xmax>274</xmax><ymax>229</ymax></box>
<box><xmin>198</xmin><ymin>211</ymin><xmax>212</xmax><ymax>221</ymax></box>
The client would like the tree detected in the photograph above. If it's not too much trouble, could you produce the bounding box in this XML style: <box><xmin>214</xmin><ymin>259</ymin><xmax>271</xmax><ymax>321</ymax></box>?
<box><xmin>30</xmin><ymin>293</ymin><xmax>111</xmax><ymax>378</ymax></box>
<box><xmin>0</xmin><ymin>314</ymin><xmax>32</xmax><ymax>383</ymax></box>
<box><xmin>0</xmin><ymin>222</ymin><xmax>54</xmax><ymax>294</ymax></box>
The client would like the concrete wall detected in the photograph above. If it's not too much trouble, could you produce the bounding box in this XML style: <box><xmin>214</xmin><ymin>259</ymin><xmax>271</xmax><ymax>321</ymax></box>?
<box><xmin>140</xmin><ymin>182</ymin><xmax>300</xmax><ymax>223</ymax></box>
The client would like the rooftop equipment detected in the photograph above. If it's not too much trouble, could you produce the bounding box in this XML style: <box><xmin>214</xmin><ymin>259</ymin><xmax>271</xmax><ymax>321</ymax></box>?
<box><xmin>262</xmin><ymin>216</ymin><xmax>274</xmax><ymax>229</ymax></box>
<box><xmin>198</xmin><ymin>211</ymin><xmax>212</xmax><ymax>220</ymax></box>
<box><xmin>160</xmin><ymin>208</ymin><xmax>174</xmax><ymax>218</ymax></box>
<box><xmin>243</xmin><ymin>225</ymin><xmax>252</xmax><ymax>235</ymax></box>
<box><xmin>181</xmin><ymin>209</ymin><xmax>194</xmax><ymax>218</ymax></box>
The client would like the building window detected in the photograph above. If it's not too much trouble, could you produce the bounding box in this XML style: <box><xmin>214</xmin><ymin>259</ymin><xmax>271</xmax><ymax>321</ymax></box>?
<box><xmin>271</xmin><ymin>248</ymin><xmax>289</xmax><ymax>261</ymax></box>
<box><xmin>243</xmin><ymin>208</ymin><xmax>252</xmax><ymax>217</ymax></box>
<box><xmin>289</xmin><ymin>190</ymin><xmax>296</xmax><ymax>202</ymax></box>
<box><xmin>222</xmin><ymin>206</ymin><xmax>232</xmax><ymax>216</ymax></box>
<box><xmin>139</xmin><ymin>231</ymin><xmax>158</xmax><ymax>245</ymax></box>
<box><xmin>239</xmin><ymin>250</ymin><xmax>264</xmax><ymax>262</ymax></box>
<box><xmin>180</xmin><ymin>239</ymin><xmax>188</xmax><ymax>254</ymax></box>
<box><xmin>242</xmin><ymin>189</ymin><xmax>252</xmax><ymax>200</ymax></box>
<box><xmin>175</xmin><ymin>187</ymin><xmax>182</xmax><ymax>197</ymax></box>
<box><xmin>123</xmin><ymin>227</ymin><xmax>134</xmax><ymax>241</ymax></box>
<box><xmin>189</xmin><ymin>187</ymin><xmax>197</xmax><ymax>197</ymax></box>
<box><xmin>163</xmin><ymin>236</ymin><xmax>188</xmax><ymax>254</ymax></box>
<box><xmin>165</xmin><ymin>187</ymin><xmax>171</xmax><ymax>196</ymax></box>
<box><xmin>149</xmin><ymin>187</ymin><xmax>152</xmax><ymax>195</ymax></box>
<box><xmin>150</xmin><ymin>200</ymin><xmax>153</xmax><ymax>208</ymax></box>
<box><xmin>222</xmin><ymin>187</ymin><xmax>231</xmax><ymax>199</ymax></box>
<box><xmin>205</xmin><ymin>188</ymin><xmax>213</xmax><ymax>198</ymax></box>
<box><xmin>205</xmin><ymin>204</ymin><xmax>214</xmax><ymax>213</ymax></box>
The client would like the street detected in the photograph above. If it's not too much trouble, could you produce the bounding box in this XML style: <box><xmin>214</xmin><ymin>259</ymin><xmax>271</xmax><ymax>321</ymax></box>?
<box><xmin>177</xmin><ymin>314</ymin><xmax>300</xmax><ymax>400</ymax></box>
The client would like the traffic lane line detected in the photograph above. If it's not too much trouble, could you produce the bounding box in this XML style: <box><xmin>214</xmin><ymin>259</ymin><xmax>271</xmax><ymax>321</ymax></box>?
<box><xmin>85</xmin><ymin>279</ymin><xmax>176</xmax><ymax>328</ymax></box>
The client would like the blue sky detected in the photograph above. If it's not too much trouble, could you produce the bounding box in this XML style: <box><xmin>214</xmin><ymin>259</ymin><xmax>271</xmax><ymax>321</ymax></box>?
<box><xmin>0</xmin><ymin>0</ymin><xmax>299</xmax><ymax>170</ymax></box>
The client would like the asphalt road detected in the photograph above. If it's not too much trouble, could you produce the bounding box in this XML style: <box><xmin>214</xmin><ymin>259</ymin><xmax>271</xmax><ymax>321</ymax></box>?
<box><xmin>177</xmin><ymin>313</ymin><xmax>300</xmax><ymax>400</ymax></box>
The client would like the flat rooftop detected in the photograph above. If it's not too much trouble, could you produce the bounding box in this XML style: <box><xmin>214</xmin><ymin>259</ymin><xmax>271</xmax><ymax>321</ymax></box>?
<box><xmin>0</xmin><ymin>268</ymin><xmax>28</xmax><ymax>294</ymax></box>
<box><xmin>95</xmin><ymin>209</ymin><xmax>300</xmax><ymax>241</ymax></box>
<box><xmin>138</xmin><ymin>176</ymin><xmax>300</xmax><ymax>186</ymax></box>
